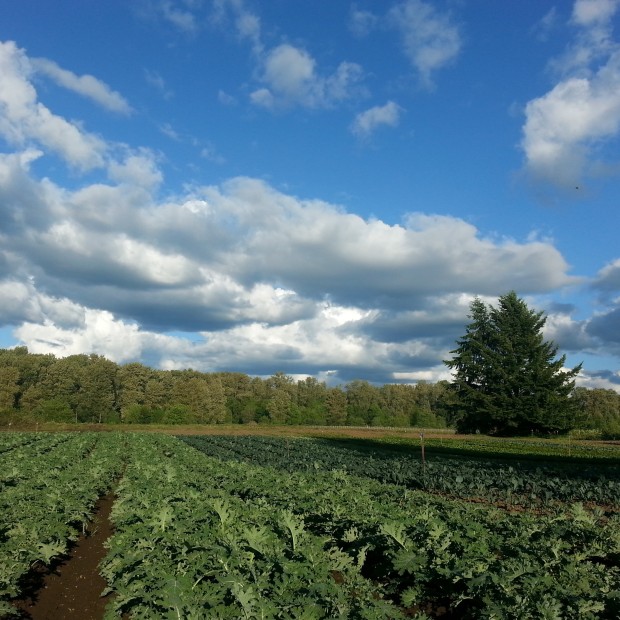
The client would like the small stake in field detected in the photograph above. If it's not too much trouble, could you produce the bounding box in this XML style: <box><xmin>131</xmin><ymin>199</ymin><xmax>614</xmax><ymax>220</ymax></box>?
<box><xmin>420</xmin><ymin>432</ymin><xmax>426</xmax><ymax>478</ymax></box>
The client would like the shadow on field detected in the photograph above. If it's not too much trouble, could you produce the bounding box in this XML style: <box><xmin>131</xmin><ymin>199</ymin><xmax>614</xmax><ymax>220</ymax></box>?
<box><xmin>311</xmin><ymin>436</ymin><xmax>620</xmax><ymax>478</ymax></box>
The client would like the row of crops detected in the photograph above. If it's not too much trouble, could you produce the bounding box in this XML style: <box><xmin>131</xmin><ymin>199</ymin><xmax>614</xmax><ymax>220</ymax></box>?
<box><xmin>1</xmin><ymin>432</ymin><xmax>620</xmax><ymax>618</ymax></box>
<box><xmin>179</xmin><ymin>435</ymin><xmax>620</xmax><ymax>510</ymax></box>
<box><xmin>384</xmin><ymin>435</ymin><xmax>620</xmax><ymax>461</ymax></box>
<box><xmin>0</xmin><ymin>432</ymin><xmax>126</xmax><ymax>616</ymax></box>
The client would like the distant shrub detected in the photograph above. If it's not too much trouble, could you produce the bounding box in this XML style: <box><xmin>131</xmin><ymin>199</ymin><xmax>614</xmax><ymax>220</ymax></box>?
<box><xmin>568</xmin><ymin>428</ymin><xmax>603</xmax><ymax>440</ymax></box>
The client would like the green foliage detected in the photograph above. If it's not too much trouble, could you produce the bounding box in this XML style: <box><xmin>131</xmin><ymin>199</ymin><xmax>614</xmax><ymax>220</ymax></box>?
<box><xmin>0</xmin><ymin>433</ymin><xmax>126</xmax><ymax>603</ymax></box>
<box><xmin>33</xmin><ymin>398</ymin><xmax>73</xmax><ymax>423</ymax></box>
<box><xmin>572</xmin><ymin>387</ymin><xmax>620</xmax><ymax>438</ymax></box>
<box><xmin>180</xmin><ymin>435</ymin><xmax>620</xmax><ymax>510</ymax></box>
<box><xmin>2</xmin><ymin>432</ymin><xmax>620</xmax><ymax>617</ymax></box>
<box><xmin>160</xmin><ymin>404</ymin><xmax>193</xmax><ymax>424</ymax></box>
<box><xmin>176</xmin><ymin>434</ymin><xmax>620</xmax><ymax>618</ymax></box>
<box><xmin>0</xmin><ymin>346</ymin><xmax>613</xmax><ymax>431</ymax></box>
<box><xmin>102</xmin><ymin>434</ymin><xmax>401</xmax><ymax>619</ymax></box>
<box><xmin>445</xmin><ymin>292</ymin><xmax>582</xmax><ymax>435</ymax></box>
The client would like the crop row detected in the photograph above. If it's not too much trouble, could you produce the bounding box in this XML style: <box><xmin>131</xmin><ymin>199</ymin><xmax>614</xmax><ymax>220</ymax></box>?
<box><xmin>389</xmin><ymin>436</ymin><xmax>620</xmax><ymax>461</ymax></box>
<box><xmin>2</xmin><ymin>433</ymin><xmax>619</xmax><ymax>618</ymax></box>
<box><xmin>0</xmin><ymin>432</ymin><xmax>49</xmax><ymax>455</ymax></box>
<box><xmin>101</xmin><ymin>434</ymin><xmax>620</xmax><ymax>618</ymax></box>
<box><xmin>184</xmin><ymin>435</ymin><xmax>620</xmax><ymax>618</ymax></box>
<box><xmin>0</xmin><ymin>432</ymin><xmax>126</xmax><ymax>616</ymax></box>
<box><xmin>178</xmin><ymin>435</ymin><xmax>620</xmax><ymax>510</ymax></box>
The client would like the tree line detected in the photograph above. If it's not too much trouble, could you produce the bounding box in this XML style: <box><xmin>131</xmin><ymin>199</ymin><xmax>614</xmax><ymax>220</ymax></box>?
<box><xmin>1</xmin><ymin>290</ymin><xmax>619</xmax><ymax>437</ymax></box>
<box><xmin>0</xmin><ymin>347</ymin><xmax>450</xmax><ymax>428</ymax></box>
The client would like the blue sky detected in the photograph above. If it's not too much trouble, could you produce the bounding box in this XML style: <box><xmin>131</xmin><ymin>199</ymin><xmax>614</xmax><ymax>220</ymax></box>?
<box><xmin>0</xmin><ymin>0</ymin><xmax>619</xmax><ymax>389</ymax></box>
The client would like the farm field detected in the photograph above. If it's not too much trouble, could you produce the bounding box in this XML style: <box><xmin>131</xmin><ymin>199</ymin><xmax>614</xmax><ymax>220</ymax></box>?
<box><xmin>1</xmin><ymin>431</ymin><xmax>619</xmax><ymax>619</ymax></box>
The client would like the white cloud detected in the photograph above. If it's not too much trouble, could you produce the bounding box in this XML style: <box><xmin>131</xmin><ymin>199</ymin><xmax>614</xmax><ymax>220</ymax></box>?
<box><xmin>593</xmin><ymin>257</ymin><xmax>620</xmax><ymax>292</ymax></box>
<box><xmin>0</xmin><ymin>38</ymin><xmax>598</xmax><ymax>381</ymax></box>
<box><xmin>543</xmin><ymin>311</ymin><xmax>595</xmax><ymax>352</ymax></box>
<box><xmin>159</xmin><ymin>123</ymin><xmax>181</xmax><ymax>140</ymax></box>
<box><xmin>108</xmin><ymin>150</ymin><xmax>163</xmax><ymax>189</ymax></box>
<box><xmin>159</xmin><ymin>0</ymin><xmax>198</xmax><ymax>33</ymax></box>
<box><xmin>251</xmin><ymin>44</ymin><xmax>364</xmax><ymax>110</ymax></box>
<box><xmin>0</xmin><ymin>41</ymin><xmax>168</xmax><ymax>191</ymax></box>
<box><xmin>212</xmin><ymin>0</ymin><xmax>263</xmax><ymax>54</ymax></box>
<box><xmin>218</xmin><ymin>89</ymin><xmax>237</xmax><ymax>106</ymax></box>
<box><xmin>200</xmin><ymin>145</ymin><xmax>226</xmax><ymax>164</ymax></box>
<box><xmin>572</xmin><ymin>0</ymin><xmax>619</xmax><ymax>26</ymax></box>
<box><xmin>387</xmin><ymin>0</ymin><xmax>461</xmax><ymax>87</ymax></box>
<box><xmin>351</xmin><ymin>101</ymin><xmax>402</xmax><ymax>137</ymax></box>
<box><xmin>211</xmin><ymin>4</ymin><xmax>362</xmax><ymax>112</ymax></box>
<box><xmin>521</xmin><ymin>0</ymin><xmax>620</xmax><ymax>187</ymax></box>
<box><xmin>522</xmin><ymin>68</ymin><xmax>620</xmax><ymax>186</ymax></box>
<box><xmin>32</xmin><ymin>58</ymin><xmax>132</xmax><ymax>114</ymax></box>
<box><xmin>348</xmin><ymin>7</ymin><xmax>379</xmax><ymax>37</ymax></box>
<box><xmin>16</xmin><ymin>309</ymin><xmax>146</xmax><ymax>363</ymax></box>
<box><xmin>393</xmin><ymin>367</ymin><xmax>452</xmax><ymax>383</ymax></box>
<box><xmin>575</xmin><ymin>369</ymin><xmax>620</xmax><ymax>391</ymax></box>
<box><xmin>0</xmin><ymin>143</ymin><xmax>581</xmax><ymax>380</ymax></box>
<box><xmin>234</xmin><ymin>9</ymin><xmax>262</xmax><ymax>54</ymax></box>
<box><xmin>531</xmin><ymin>8</ymin><xmax>560</xmax><ymax>42</ymax></box>
<box><xmin>0</xmin><ymin>41</ymin><xmax>108</xmax><ymax>171</ymax></box>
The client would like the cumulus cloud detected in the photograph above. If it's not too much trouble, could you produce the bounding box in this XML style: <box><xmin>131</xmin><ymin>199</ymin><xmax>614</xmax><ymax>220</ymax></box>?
<box><xmin>210</xmin><ymin>2</ymin><xmax>363</xmax><ymax>112</ymax></box>
<box><xmin>543</xmin><ymin>311</ymin><xmax>595</xmax><ymax>352</ymax></box>
<box><xmin>351</xmin><ymin>101</ymin><xmax>402</xmax><ymax>137</ymax></box>
<box><xmin>586</xmin><ymin>307</ymin><xmax>620</xmax><ymax>344</ymax></box>
<box><xmin>576</xmin><ymin>368</ymin><xmax>620</xmax><ymax>390</ymax></box>
<box><xmin>0</xmin><ymin>35</ymin><xmax>598</xmax><ymax>383</ymax></box>
<box><xmin>250</xmin><ymin>44</ymin><xmax>364</xmax><ymax>110</ymax></box>
<box><xmin>592</xmin><ymin>257</ymin><xmax>620</xmax><ymax>293</ymax></box>
<box><xmin>584</xmin><ymin>261</ymin><xmax>620</xmax><ymax>351</ymax></box>
<box><xmin>0</xmin><ymin>41</ymin><xmax>108</xmax><ymax>171</ymax></box>
<box><xmin>521</xmin><ymin>0</ymin><xmax>620</xmax><ymax>187</ymax></box>
<box><xmin>0</xmin><ymin>134</ymin><xmax>581</xmax><ymax>379</ymax></box>
<box><xmin>108</xmin><ymin>150</ymin><xmax>163</xmax><ymax>189</ymax></box>
<box><xmin>0</xmin><ymin>41</ymin><xmax>168</xmax><ymax>191</ymax></box>
<box><xmin>387</xmin><ymin>0</ymin><xmax>462</xmax><ymax>86</ymax></box>
<box><xmin>31</xmin><ymin>58</ymin><xmax>132</xmax><ymax>114</ymax></box>
<box><xmin>16</xmin><ymin>309</ymin><xmax>147</xmax><ymax>363</ymax></box>
<box><xmin>573</xmin><ymin>0</ymin><xmax>619</xmax><ymax>27</ymax></box>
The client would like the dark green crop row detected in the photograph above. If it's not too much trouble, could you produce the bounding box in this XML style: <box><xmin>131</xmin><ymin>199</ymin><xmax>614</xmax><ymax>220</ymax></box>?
<box><xmin>179</xmin><ymin>435</ymin><xmax>620</xmax><ymax>510</ymax></box>
<box><xmin>380</xmin><ymin>435</ymin><xmax>620</xmax><ymax>462</ymax></box>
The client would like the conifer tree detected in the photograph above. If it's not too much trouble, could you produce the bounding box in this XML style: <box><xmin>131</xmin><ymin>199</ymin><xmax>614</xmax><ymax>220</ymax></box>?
<box><xmin>445</xmin><ymin>292</ymin><xmax>581</xmax><ymax>435</ymax></box>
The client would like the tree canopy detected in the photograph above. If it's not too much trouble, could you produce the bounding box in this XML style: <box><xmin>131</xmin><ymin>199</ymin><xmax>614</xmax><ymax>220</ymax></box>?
<box><xmin>0</xmin><ymin>348</ymin><xmax>449</xmax><ymax>428</ymax></box>
<box><xmin>445</xmin><ymin>291</ymin><xmax>582</xmax><ymax>435</ymax></box>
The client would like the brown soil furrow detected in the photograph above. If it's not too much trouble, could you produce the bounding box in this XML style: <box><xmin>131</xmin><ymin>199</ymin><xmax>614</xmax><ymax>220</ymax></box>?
<box><xmin>9</xmin><ymin>492</ymin><xmax>115</xmax><ymax>620</ymax></box>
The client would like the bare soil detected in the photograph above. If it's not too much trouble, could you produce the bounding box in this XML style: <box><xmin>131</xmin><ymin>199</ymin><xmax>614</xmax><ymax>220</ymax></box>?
<box><xmin>0</xmin><ymin>422</ymin><xmax>457</xmax><ymax>441</ymax></box>
<box><xmin>7</xmin><ymin>492</ymin><xmax>115</xmax><ymax>620</ymax></box>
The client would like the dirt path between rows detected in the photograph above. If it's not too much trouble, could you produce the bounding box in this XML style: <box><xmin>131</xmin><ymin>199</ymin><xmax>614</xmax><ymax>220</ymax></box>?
<box><xmin>9</xmin><ymin>492</ymin><xmax>115</xmax><ymax>620</ymax></box>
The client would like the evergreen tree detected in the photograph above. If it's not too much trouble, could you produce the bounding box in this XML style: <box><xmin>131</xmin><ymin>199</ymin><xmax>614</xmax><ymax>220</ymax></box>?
<box><xmin>445</xmin><ymin>292</ymin><xmax>581</xmax><ymax>435</ymax></box>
